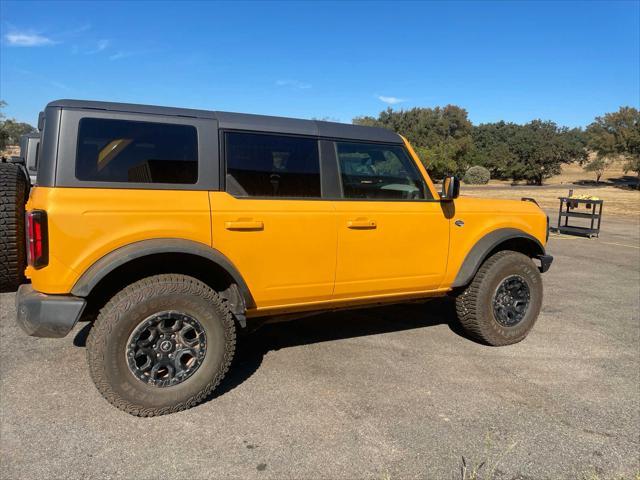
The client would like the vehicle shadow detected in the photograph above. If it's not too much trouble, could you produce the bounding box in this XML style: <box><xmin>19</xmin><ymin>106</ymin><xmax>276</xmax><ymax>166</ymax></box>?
<box><xmin>72</xmin><ymin>297</ymin><xmax>473</xmax><ymax>404</ymax></box>
<box><xmin>211</xmin><ymin>297</ymin><xmax>471</xmax><ymax>400</ymax></box>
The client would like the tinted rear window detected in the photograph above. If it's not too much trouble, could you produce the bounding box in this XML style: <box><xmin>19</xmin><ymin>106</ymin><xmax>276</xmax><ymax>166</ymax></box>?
<box><xmin>225</xmin><ymin>132</ymin><xmax>320</xmax><ymax>198</ymax></box>
<box><xmin>76</xmin><ymin>118</ymin><xmax>198</xmax><ymax>184</ymax></box>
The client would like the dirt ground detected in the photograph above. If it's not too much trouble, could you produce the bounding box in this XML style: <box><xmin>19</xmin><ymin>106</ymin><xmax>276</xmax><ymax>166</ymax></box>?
<box><xmin>462</xmin><ymin>184</ymin><xmax>639</xmax><ymax>217</ymax></box>
<box><xmin>482</xmin><ymin>159</ymin><xmax>636</xmax><ymax>186</ymax></box>
<box><xmin>462</xmin><ymin>162</ymin><xmax>640</xmax><ymax>217</ymax></box>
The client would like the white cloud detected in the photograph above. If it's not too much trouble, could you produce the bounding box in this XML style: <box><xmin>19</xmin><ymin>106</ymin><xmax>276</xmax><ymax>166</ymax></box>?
<box><xmin>84</xmin><ymin>39</ymin><xmax>110</xmax><ymax>54</ymax></box>
<box><xmin>109</xmin><ymin>48</ymin><xmax>151</xmax><ymax>61</ymax></box>
<box><xmin>61</xmin><ymin>24</ymin><xmax>91</xmax><ymax>37</ymax></box>
<box><xmin>4</xmin><ymin>23</ymin><xmax>90</xmax><ymax>47</ymax></box>
<box><xmin>109</xmin><ymin>51</ymin><xmax>132</xmax><ymax>60</ymax></box>
<box><xmin>376</xmin><ymin>95</ymin><xmax>405</xmax><ymax>105</ymax></box>
<box><xmin>5</xmin><ymin>32</ymin><xmax>55</xmax><ymax>47</ymax></box>
<box><xmin>276</xmin><ymin>79</ymin><xmax>312</xmax><ymax>89</ymax></box>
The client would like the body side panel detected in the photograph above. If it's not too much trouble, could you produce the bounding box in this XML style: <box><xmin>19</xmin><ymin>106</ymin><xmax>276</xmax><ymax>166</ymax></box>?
<box><xmin>442</xmin><ymin>196</ymin><xmax>548</xmax><ymax>287</ymax></box>
<box><xmin>332</xmin><ymin>200</ymin><xmax>450</xmax><ymax>296</ymax></box>
<box><xmin>209</xmin><ymin>192</ymin><xmax>338</xmax><ymax>308</ymax></box>
<box><xmin>451</xmin><ymin>228</ymin><xmax>544</xmax><ymax>287</ymax></box>
<box><xmin>25</xmin><ymin>187</ymin><xmax>212</xmax><ymax>294</ymax></box>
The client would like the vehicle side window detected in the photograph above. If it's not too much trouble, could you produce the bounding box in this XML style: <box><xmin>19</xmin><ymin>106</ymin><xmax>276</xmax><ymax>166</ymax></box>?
<box><xmin>335</xmin><ymin>142</ymin><xmax>430</xmax><ymax>200</ymax></box>
<box><xmin>33</xmin><ymin>141</ymin><xmax>40</xmax><ymax>172</ymax></box>
<box><xmin>225</xmin><ymin>132</ymin><xmax>321</xmax><ymax>198</ymax></box>
<box><xmin>75</xmin><ymin>118</ymin><xmax>198</xmax><ymax>184</ymax></box>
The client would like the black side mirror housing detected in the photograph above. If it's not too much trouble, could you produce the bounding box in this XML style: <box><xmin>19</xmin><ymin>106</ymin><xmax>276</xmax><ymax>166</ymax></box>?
<box><xmin>441</xmin><ymin>176</ymin><xmax>460</xmax><ymax>201</ymax></box>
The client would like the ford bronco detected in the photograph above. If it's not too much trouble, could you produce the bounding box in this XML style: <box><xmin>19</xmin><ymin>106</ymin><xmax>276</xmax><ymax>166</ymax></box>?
<box><xmin>1</xmin><ymin>100</ymin><xmax>552</xmax><ymax>416</ymax></box>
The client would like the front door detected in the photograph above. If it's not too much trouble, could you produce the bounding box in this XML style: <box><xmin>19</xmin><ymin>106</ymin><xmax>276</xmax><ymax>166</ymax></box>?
<box><xmin>211</xmin><ymin>131</ymin><xmax>337</xmax><ymax>309</ymax></box>
<box><xmin>331</xmin><ymin>141</ymin><xmax>450</xmax><ymax>298</ymax></box>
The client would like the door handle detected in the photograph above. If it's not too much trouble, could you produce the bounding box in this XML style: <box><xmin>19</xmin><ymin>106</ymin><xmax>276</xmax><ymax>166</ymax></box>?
<box><xmin>347</xmin><ymin>219</ymin><xmax>377</xmax><ymax>229</ymax></box>
<box><xmin>225</xmin><ymin>220</ymin><xmax>264</xmax><ymax>231</ymax></box>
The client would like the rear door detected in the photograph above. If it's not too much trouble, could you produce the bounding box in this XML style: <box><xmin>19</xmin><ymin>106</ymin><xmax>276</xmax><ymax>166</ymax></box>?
<box><xmin>210</xmin><ymin>131</ymin><xmax>337</xmax><ymax>309</ymax></box>
<box><xmin>331</xmin><ymin>141</ymin><xmax>450</xmax><ymax>298</ymax></box>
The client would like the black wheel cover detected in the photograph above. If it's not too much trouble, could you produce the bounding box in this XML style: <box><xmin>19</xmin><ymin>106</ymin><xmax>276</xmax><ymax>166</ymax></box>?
<box><xmin>126</xmin><ymin>311</ymin><xmax>207</xmax><ymax>388</ymax></box>
<box><xmin>492</xmin><ymin>274</ymin><xmax>531</xmax><ymax>327</ymax></box>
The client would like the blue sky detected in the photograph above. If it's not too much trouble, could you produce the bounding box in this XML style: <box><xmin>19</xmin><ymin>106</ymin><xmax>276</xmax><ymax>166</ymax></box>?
<box><xmin>1</xmin><ymin>0</ymin><xmax>638</xmax><ymax>127</ymax></box>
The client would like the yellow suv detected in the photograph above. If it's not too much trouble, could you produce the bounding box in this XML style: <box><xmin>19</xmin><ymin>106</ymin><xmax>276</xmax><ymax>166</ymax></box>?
<box><xmin>6</xmin><ymin>100</ymin><xmax>552</xmax><ymax>416</ymax></box>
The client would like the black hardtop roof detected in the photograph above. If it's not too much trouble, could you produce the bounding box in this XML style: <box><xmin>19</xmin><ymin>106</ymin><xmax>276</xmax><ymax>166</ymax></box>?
<box><xmin>46</xmin><ymin>99</ymin><xmax>402</xmax><ymax>144</ymax></box>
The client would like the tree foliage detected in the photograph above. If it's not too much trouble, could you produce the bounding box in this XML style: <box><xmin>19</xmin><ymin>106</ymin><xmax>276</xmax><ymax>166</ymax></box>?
<box><xmin>0</xmin><ymin>101</ymin><xmax>37</xmax><ymax>152</ymax></box>
<box><xmin>354</xmin><ymin>106</ymin><xmax>473</xmax><ymax>179</ymax></box>
<box><xmin>511</xmin><ymin>121</ymin><xmax>587</xmax><ymax>185</ymax></box>
<box><xmin>354</xmin><ymin>107</ymin><xmax>591</xmax><ymax>184</ymax></box>
<box><xmin>470</xmin><ymin>121</ymin><xmax>520</xmax><ymax>179</ymax></box>
<box><xmin>583</xmin><ymin>156</ymin><xmax>614</xmax><ymax>183</ymax></box>
<box><xmin>471</xmin><ymin>121</ymin><xmax>589</xmax><ymax>184</ymax></box>
<box><xmin>1</xmin><ymin>119</ymin><xmax>37</xmax><ymax>145</ymax></box>
<box><xmin>463</xmin><ymin>165</ymin><xmax>490</xmax><ymax>184</ymax></box>
<box><xmin>0</xmin><ymin>100</ymin><xmax>8</xmax><ymax>151</ymax></box>
<box><xmin>586</xmin><ymin>106</ymin><xmax>640</xmax><ymax>178</ymax></box>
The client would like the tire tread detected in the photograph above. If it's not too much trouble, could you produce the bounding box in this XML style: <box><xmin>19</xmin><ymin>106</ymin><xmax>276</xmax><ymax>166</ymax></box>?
<box><xmin>0</xmin><ymin>162</ymin><xmax>28</xmax><ymax>293</ymax></box>
<box><xmin>455</xmin><ymin>250</ymin><xmax>539</xmax><ymax>346</ymax></box>
<box><xmin>86</xmin><ymin>274</ymin><xmax>236</xmax><ymax>417</ymax></box>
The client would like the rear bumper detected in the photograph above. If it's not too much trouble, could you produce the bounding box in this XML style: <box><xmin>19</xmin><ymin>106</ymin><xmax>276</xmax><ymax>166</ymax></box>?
<box><xmin>16</xmin><ymin>284</ymin><xmax>86</xmax><ymax>338</ymax></box>
<box><xmin>537</xmin><ymin>254</ymin><xmax>554</xmax><ymax>273</ymax></box>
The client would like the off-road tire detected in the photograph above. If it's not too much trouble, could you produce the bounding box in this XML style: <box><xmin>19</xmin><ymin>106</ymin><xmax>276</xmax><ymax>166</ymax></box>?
<box><xmin>87</xmin><ymin>274</ymin><xmax>236</xmax><ymax>416</ymax></box>
<box><xmin>455</xmin><ymin>250</ymin><xmax>542</xmax><ymax>346</ymax></box>
<box><xmin>0</xmin><ymin>162</ymin><xmax>28</xmax><ymax>293</ymax></box>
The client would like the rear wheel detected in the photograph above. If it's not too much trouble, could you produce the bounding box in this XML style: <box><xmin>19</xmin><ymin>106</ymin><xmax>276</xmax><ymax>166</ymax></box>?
<box><xmin>0</xmin><ymin>162</ymin><xmax>28</xmax><ymax>293</ymax></box>
<box><xmin>455</xmin><ymin>250</ymin><xmax>542</xmax><ymax>346</ymax></box>
<box><xmin>87</xmin><ymin>274</ymin><xmax>236</xmax><ymax>416</ymax></box>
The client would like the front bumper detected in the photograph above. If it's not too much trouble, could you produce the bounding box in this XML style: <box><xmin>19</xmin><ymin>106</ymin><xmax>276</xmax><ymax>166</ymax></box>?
<box><xmin>537</xmin><ymin>254</ymin><xmax>554</xmax><ymax>273</ymax></box>
<box><xmin>16</xmin><ymin>284</ymin><xmax>86</xmax><ymax>338</ymax></box>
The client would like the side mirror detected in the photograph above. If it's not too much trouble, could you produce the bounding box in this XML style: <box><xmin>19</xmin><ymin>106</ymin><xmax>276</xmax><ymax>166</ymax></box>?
<box><xmin>441</xmin><ymin>176</ymin><xmax>460</xmax><ymax>201</ymax></box>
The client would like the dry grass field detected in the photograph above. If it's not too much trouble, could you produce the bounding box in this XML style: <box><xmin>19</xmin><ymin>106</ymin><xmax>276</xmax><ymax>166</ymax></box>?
<box><xmin>483</xmin><ymin>159</ymin><xmax>634</xmax><ymax>186</ymax></box>
<box><xmin>462</xmin><ymin>161</ymin><xmax>640</xmax><ymax>217</ymax></box>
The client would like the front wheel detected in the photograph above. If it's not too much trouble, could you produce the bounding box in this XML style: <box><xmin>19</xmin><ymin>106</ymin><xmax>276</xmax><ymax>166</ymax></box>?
<box><xmin>455</xmin><ymin>250</ymin><xmax>543</xmax><ymax>346</ymax></box>
<box><xmin>87</xmin><ymin>274</ymin><xmax>236</xmax><ymax>416</ymax></box>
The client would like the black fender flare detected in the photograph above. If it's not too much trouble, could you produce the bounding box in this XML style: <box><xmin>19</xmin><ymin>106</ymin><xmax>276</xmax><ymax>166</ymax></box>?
<box><xmin>70</xmin><ymin>238</ymin><xmax>255</xmax><ymax>308</ymax></box>
<box><xmin>452</xmin><ymin>228</ymin><xmax>545</xmax><ymax>288</ymax></box>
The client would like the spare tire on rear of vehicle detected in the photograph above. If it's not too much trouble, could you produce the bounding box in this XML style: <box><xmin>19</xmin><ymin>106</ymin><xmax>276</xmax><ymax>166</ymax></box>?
<box><xmin>0</xmin><ymin>162</ymin><xmax>29</xmax><ymax>293</ymax></box>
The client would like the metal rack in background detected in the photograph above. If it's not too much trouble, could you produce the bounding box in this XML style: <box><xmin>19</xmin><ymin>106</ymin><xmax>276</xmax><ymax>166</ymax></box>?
<box><xmin>555</xmin><ymin>192</ymin><xmax>603</xmax><ymax>238</ymax></box>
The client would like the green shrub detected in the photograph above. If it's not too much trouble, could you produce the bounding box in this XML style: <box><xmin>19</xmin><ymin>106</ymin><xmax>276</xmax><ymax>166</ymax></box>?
<box><xmin>463</xmin><ymin>165</ymin><xmax>491</xmax><ymax>184</ymax></box>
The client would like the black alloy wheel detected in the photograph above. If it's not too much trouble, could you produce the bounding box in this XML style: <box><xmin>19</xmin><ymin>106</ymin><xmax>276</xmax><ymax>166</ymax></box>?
<box><xmin>126</xmin><ymin>311</ymin><xmax>207</xmax><ymax>387</ymax></box>
<box><xmin>492</xmin><ymin>275</ymin><xmax>531</xmax><ymax>327</ymax></box>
